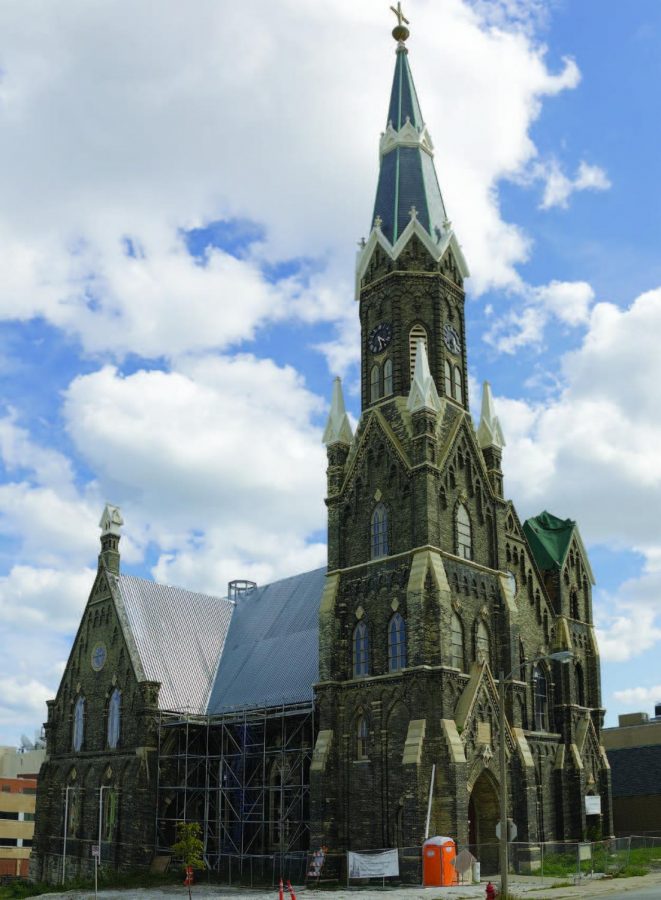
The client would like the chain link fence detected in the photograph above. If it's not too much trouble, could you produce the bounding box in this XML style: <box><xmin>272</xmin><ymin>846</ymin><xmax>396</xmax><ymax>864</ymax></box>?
<box><xmin>23</xmin><ymin>835</ymin><xmax>661</xmax><ymax>888</ymax></box>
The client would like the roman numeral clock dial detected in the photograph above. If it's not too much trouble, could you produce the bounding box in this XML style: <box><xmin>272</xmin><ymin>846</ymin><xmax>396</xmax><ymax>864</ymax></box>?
<box><xmin>443</xmin><ymin>322</ymin><xmax>461</xmax><ymax>355</ymax></box>
<box><xmin>368</xmin><ymin>322</ymin><xmax>393</xmax><ymax>354</ymax></box>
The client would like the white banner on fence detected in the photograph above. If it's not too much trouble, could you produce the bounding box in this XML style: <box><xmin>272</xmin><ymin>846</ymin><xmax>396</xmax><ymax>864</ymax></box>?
<box><xmin>347</xmin><ymin>849</ymin><xmax>399</xmax><ymax>878</ymax></box>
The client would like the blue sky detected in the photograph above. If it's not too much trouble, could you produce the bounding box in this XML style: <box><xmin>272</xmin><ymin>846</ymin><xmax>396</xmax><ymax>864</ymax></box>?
<box><xmin>0</xmin><ymin>0</ymin><xmax>660</xmax><ymax>745</ymax></box>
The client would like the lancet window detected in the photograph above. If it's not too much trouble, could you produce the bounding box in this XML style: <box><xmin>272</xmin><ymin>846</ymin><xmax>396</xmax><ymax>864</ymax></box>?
<box><xmin>476</xmin><ymin>620</ymin><xmax>490</xmax><ymax>667</ymax></box>
<box><xmin>72</xmin><ymin>696</ymin><xmax>85</xmax><ymax>752</ymax></box>
<box><xmin>371</xmin><ymin>503</ymin><xmax>389</xmax><ymax>559</ymax></box>
<box><xmin>388</xmin><ymin>613</ymin><xmax>407</xmax><ymax>672</ymax></box>
<box><xmin>533</xmin><ymin>664</ymin><xmax>549</xmax><ymax>731</ymax></box>
<box><xmin>450</xmin><ymin>612</ymin><xmax>464</xmax><ymax>670</ymax></box>
<box><xmin>107</xmin><ymin>688</ymin><xmax>121</xmax><ymax>749</ymax></box>
<box><xmin>456</xmin><ymin>503</ymin><xmax>472</xmax><ymax>560</ymax></box>
<box><xmin>353</xmin><ymin>621</ymin><xmax>369</xmax><ymax>677</ymax></box>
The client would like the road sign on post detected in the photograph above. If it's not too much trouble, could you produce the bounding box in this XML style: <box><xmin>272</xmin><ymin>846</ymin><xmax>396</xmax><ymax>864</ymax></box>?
<box><xmin>91</xmin><ymin>845</ymin><xmax>100</xmax><ymax>858</ymax></box>
<box><xmin>495</xmin><ymin>819</ymin><xmax>518</xmax><ymax>841</ymax></box>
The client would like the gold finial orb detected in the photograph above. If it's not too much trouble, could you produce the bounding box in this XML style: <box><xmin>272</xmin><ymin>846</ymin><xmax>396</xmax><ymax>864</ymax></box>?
<box><xmin>390</xmin><ymin>2</ymin><xmax>410</xmax><ymax>42</ymax></box>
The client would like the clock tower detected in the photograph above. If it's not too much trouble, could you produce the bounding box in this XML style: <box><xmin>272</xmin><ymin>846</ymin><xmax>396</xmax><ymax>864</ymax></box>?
<box><xmin>311</xmin><ymin>7</ymin><xmax>611</xmax><ymax>872</ymax></box>
<box><xmin>356</xmin><ymin>22</ymin><xmax>469</xmax><ymax>416</ymax></box>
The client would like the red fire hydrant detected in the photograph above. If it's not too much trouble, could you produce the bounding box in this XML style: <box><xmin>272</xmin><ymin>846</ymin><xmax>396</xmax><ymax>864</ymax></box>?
<box><xmin>485</xmin><ymin>881</ymin><xmax>497</xmax><ymax>900</ymax></box>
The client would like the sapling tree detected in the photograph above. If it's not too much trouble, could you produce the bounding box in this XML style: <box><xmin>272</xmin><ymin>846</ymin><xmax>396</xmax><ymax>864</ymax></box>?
<box><xmin>171</xmin><ymin>821</ymin><xmax>205</xmax><ymax>899</ymax></box>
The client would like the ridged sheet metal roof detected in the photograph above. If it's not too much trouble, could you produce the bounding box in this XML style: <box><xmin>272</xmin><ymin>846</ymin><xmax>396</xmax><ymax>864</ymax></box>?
<box><xmin>115</xmin><ymin>575</ymin><xmax>234</xmax><ymax>714</ymax></box>
<box><xmin>206</xmin><ymin>567</ymin><xmax>326</xmax><ymax>714</ymax></box>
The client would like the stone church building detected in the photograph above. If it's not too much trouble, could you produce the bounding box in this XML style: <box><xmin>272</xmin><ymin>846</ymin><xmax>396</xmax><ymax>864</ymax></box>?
<box><xmin>31</xmin><ymin>16</ymin><xmax>612</xmax><ymax>884</ymax></box>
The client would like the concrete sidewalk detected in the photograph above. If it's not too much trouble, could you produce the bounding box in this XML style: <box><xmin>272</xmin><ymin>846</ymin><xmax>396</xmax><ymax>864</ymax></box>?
<box><xmin>29</xmin><ymin>870</ymin><xmax>661</xmax><ymax>900</ymax></box>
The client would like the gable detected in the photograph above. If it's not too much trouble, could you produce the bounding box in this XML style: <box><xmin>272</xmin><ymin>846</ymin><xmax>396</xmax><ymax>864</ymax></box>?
<box><xmin>524</xmin><ymin>511</ymin><xmax>595</xmax><ymax>585</ymax></box>
<box><xmin>111</xmin><ymin>574</ymin><xmax>234</xmax><ymax>714</ymax></box>
<box><xmin>341</xmin><ymin>407</ymin><xmax>411</xmax><ymax>495</ymax></box>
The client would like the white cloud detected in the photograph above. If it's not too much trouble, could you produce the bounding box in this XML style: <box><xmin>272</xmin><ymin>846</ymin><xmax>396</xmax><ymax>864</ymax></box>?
<box><xmin>539</xmin><ymin>159</ymin><xmax>611</xmax><ymax>210</ymax></box>
<box><xmin>0</xmin><ymin>0</ymin><xmax>583</xmax><ymax>359</ymax></box>
<box><xmin>0</xmin><ymin>564</ymin><xmax>95</xmax><ymax>631</ymax></box>
<box><xmin>491</xmin><ymin>286</ymin><xmax>661</xmax><ymax>663</ymax></box>
<box><xmin>486</xmin><ymin>280</ymin><xmax>595</xmax><ymax>352</ymax></box>
<box><xmin>63</xmin><ymin>355</ymin><xmax>328</xmax><ymax>591</ymax></box>
<box><xmin>612</xmin><ymin>685</ymin><xmax>661</xmax><ymax>708</ymax></box>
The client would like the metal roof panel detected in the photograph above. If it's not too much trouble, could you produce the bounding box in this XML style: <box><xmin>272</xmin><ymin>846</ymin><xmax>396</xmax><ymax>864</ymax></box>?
<box><xmin>115</xmin><ymin>575</ymin><xmax>234</xmax><ymax>713</ymax></box>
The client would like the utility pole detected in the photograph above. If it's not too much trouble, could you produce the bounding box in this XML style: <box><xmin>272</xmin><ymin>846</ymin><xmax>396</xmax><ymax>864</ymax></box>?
<box><xmin>498</xmin><ymin>671</ymin><xmax>509</xmax><ymax>897</ymax></box>
<box><xmin>62</xmin><ymin>785</ymin><xmax>73</xmax><ymax>885</ymax></box>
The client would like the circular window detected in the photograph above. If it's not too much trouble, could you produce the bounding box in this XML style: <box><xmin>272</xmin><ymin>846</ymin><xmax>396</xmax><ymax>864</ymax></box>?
<box><xmin>91</xmin><ymin>643</ymin><xmax>107</xmax><ymax>672</ymax></box>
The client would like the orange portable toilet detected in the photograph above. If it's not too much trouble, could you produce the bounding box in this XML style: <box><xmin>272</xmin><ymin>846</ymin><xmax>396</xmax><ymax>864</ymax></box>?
<box><xmin>422</xmin><ymin>836</ymin><xmax>458</xmax><ymax>886</ymax></box>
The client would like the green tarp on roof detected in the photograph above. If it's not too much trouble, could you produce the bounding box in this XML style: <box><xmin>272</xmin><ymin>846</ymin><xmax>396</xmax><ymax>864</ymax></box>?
<box><xmin>523</xmin><ymin>510</ymin><xmax>577</xmax><ymax>572</ymax></box>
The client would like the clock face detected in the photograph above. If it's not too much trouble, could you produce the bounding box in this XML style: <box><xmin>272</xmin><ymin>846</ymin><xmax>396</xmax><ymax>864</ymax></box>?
<box><xmin>91</xmin><ymin>643</ymin><xmax>107</xmax><ymax>672</ymax></box>
<box><xmin>443</xmin><ymin>323</ymin><xmax>461</xmax><ymax>355</ymax></box>
<box><xmin>368</xmin><ymin>322</ymin><xmax>393</xmax><ymax>354</ymax></box>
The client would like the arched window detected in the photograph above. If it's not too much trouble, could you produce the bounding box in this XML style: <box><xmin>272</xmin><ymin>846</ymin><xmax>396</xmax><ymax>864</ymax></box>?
<box><xmin>476</xmin><ymin>621</ymin><xmax>490</xmax><ymax>667</ymax></box>
<box><xmin>450</xmin><ymin>613</ymin><xmax>464</xmax><ymax>671</ymax></box>
<box><xmin>575</xmin><ymin>662</ymin><xmax>586</xmax><ymax>707</ymax></box>
<box><xmin>72</xmin><ymin>696</ymin><xmax>85</xmax><ymax>752</ymax></box>
<box><xmin>444</xmin><ymin>360</ymin><xmax>452</xmax><ymax>396</ymax></box>
<box><xmin>67</xmin><ymin>788</ymin><xmax>80</xmax><ymax>837</ymax></box>
<box><xmin>383</xmin><ymin>358</ymin><xmax>393</xmax><ymax>396</ymax></box>
<box><xmin>570</xmin><ymin>589</ymin><xmax>580</xmax><ymax>620</ymax></box>
<box><xmin>409</xmin><ymin>324</ymin><xmax>428</xmax><ymax>378</ymax></box>
<box><xmin>107</xmin><ymin>688</ymin><xmax>121</xmax><ymax>749</ymax></box>
<box><xmin>370</xmin><ymin>364</ymin><xmax>380</xmax><ymax>403</ymax></box>
<box><xmin>453</xmin><ymin>365</ymin><xmax>463</xmax><ymax>404</ymax></box>
<box><xmin>456</xmin><ymin>503</ymin><xmax>472</xmax><ymax>559</ymax></box>
<box><xmin>388</xmin><ymin>613</ymin><xmax>407</xmax><ymax>672</ymax></box>
<box><xmin>356</xmin><ymin>715</ymin><xmax>369</xmax><ymax>760</ymax></box>
<box><xmin>533</xmin><ymin>665</ymin><xmax>549</xmax><ymax>731</ymax></box>
<box><xmin>371</xmin><ymin>503</ymin><xmax>389</xmax><ymax>559</ymax></box>
<box><xmin>353</xmin><ymin>621</ymin><xmax>369</xmax><ymax>677</ymax></box>
<box><xmin>102</xmin><ymin>789</ymin><xmax>119</xmax><ymax>843</ymax></box>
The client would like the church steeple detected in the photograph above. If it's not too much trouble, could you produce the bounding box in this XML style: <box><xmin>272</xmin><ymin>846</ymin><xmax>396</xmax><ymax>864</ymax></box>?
<box><xmin>356</xmin><ymin>10</ymin><xmax>469</xmax><ymax>414</ymax></box>
<box><xmin>371</xmin><ymin>14</ymin><xmax>450</xmax><ymax>246</ymax></box>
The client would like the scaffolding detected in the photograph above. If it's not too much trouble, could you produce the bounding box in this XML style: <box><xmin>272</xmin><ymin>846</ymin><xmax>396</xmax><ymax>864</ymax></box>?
<box><xmin>155</xmin><ymin>702</ymin><xmax>315</xmax><ymax>878</ymax></box>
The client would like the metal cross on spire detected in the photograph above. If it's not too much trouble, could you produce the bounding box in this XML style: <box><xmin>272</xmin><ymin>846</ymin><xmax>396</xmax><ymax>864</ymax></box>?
<box><xmin>390</xmin><ymin>1</ymin><xmax>409</xmax><ymax>27</ymax></box>
<box><xmin>390</xmin><ymin>1</ymin><xmax>410</xmax><ymax>42</ymax></box>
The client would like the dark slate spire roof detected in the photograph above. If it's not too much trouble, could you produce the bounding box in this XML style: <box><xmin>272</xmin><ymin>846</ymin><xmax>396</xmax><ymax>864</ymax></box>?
<box><xmin>372</xmin><ymin>44</ymin><xmax>449</xmax><ymax>245</ymax></box>
<box><xmin>387</xmin><ymin>46</ymin><xmax>424</xmax><ymax>131</ymax></box>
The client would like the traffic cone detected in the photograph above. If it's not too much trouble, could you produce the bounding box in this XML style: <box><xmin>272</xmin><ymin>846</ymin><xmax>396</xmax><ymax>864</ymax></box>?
<box><xmin>279</xmin><ymin>878</ymin><xmax>284</xmax><ymax>900</ymax></box>
<box><xmin>287</xmin><ymin>879</ymin><xmax>297</xmax><ymax>900</ymax></box>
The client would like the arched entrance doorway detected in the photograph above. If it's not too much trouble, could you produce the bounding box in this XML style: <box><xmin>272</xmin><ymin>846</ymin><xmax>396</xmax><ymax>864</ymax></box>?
<box><xmin>468</xmin><ymin>770</ymin><xmax>499</xmax><ymax>874</ymax></box>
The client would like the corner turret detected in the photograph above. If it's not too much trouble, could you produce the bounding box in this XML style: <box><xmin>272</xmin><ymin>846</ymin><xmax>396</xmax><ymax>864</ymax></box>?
<box><xmin>98</xmin><ymin>503</ymin><xmax>123</xmax><ymax>575</ymax></box>
<box><xmin>477</xmin><ymin>381</ymin><xmax>505</xmax><ymax>497</ymax></box>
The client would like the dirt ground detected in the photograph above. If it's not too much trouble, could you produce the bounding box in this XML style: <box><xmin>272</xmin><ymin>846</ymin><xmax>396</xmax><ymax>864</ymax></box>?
<box><xmin>29</xmin><ymin>869</ymin><xmax>661</xmax><ymax>900</ymax></box>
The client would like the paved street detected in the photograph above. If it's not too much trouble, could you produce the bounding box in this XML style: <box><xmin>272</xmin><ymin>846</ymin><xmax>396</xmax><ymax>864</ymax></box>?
<box><xmin>29</xmin><ymin>870</ymin><xmax>661</xmax><ymax>900</ymax></box>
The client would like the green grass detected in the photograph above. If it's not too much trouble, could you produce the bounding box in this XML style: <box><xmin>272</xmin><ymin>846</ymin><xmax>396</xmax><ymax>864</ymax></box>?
<box><xmin>0</xmin><ymin>868</ymin><xmax>180</xmax><ymax>898</ymax></box>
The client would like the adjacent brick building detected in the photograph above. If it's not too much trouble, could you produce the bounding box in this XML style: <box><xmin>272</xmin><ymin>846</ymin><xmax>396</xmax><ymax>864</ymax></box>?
<box><xmin>0</xmin><ymin>777</ymin><xmax>38</xmax><ymax>879</ymax></box>
<box><xmin>602</xmin><ymin>709</ymin><xmax>661</xmax><ymax>836</ymax></box>
<box><xmin>30</xmin><ymin>16</ymin><xmax>612</xmax><ymax>884</ymax></box>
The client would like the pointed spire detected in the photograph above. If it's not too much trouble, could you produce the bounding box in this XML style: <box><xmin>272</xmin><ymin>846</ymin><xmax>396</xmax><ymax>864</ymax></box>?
<box><xmin>99</xmin><ymin>503</ymin><xmax>123</xmax><ymax>536</ymax></box>
<box><xmin>407</xmin><ymin>339</ymin><xmax>441</xmax><ymax>414</ymax></box>
<box><xmin>323</xmin><ymin>377</ymin><xmax>353</xmax><ymax>447</ymax></box>
<box><xmin>371</xmin><ymin>24</ymin><xmax>449</xmax><ymax>246</ymax></box>
<box><xmin>477</xmin><ymin>382</ymin><xmax>505</xmax><ymax>450</ymax></box>
<box><xmin>98</xmin><ymin>504</ymin><xmax>123</xmax><ymax>575</ymax></box>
